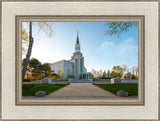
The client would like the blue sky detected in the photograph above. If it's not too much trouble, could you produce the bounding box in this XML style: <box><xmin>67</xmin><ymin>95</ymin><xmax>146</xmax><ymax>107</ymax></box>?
<box><xmin>22</xmin><ymin>22</ymin><xmax>138</xmax><ymax>72</ymax></box>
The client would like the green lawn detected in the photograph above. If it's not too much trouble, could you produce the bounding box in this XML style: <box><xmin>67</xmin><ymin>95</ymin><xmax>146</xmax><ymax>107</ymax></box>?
<box><xmin>94</xmin><ymin>83</ymin><xmax>138</xmax><ymax>96</ymax></box>
<box><xmin>22</xmin><ymin>83</ymin><xmax>69</xmax><ymax>96</ymax></box>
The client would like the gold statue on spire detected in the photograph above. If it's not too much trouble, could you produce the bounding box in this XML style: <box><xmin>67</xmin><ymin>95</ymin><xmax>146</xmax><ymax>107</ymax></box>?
<box><xmin>77</xmin><ymin>30</ymin><xmax>79</xmax><ymax>35</ymax></box>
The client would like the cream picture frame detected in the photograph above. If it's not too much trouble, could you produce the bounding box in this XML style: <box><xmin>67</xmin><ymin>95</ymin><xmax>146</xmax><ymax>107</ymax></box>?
<box><xmin>16</xmin><ymin>15</ymin><xmax>144</xmax><ymax>106</ymax></box>
<box><xmin>1</xmin><ymin>0</ymin><xmax>159</xmax><ymax>120</ymax></box>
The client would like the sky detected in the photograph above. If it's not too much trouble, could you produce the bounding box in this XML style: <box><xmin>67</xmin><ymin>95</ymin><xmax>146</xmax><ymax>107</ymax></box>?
<box><xmin>22</xmin><ymin>22</ymin><xmax>138</xmax><ymax>72</ymax></box>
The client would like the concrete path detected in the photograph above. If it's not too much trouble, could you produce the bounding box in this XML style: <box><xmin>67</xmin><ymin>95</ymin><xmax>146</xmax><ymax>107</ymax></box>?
<box><xmin>45</xmin><ymin>83</ymin><xmax>119</xmax><ymax>99</ymax></box>
<box><xmin>23</xmin><ymin>83</ymin><xmax>137</xmax><ymax>100</ymax></box>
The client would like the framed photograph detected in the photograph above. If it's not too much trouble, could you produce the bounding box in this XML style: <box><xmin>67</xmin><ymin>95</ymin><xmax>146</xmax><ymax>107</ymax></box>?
<box><xmin>1</xmin><ymin>0</ymin><xmax>159</xmax><ymax>120</ymax></box>
<box><xmin>16</xmin><ymin>16</ymin><xmax>144</xmax><ymax>106</ymax></box>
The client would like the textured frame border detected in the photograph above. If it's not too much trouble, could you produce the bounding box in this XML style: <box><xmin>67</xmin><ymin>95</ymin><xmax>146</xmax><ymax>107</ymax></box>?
<box><xmin>0</xmin><ymin>0</ymin><xmax>159</xmax><ymax>121</ymax></box>
<box><xmin>15</xmin><ymin>15</ymin><xmax>145</xmax><ymax>106</ymax></box>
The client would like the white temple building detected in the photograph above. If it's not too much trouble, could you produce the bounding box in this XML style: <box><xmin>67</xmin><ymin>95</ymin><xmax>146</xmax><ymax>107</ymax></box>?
<box><xmin>50</xmin><ymin>31</ymin><xmax>91</xmax><ymax>80</ymax></box>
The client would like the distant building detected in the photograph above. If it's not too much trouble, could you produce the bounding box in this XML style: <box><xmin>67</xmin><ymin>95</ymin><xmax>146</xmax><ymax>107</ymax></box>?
<box><xmin>50</xmin><ymin>31</ymin><xmax>91</xmax><ymax>80</ymax></box>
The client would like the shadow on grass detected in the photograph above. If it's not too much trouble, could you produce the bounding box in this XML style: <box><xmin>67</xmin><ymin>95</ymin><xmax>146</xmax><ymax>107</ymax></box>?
<box><xmin>22</xmin><ymin>83</ymin><xmax>69</xmax><ymax>96</ymax></box>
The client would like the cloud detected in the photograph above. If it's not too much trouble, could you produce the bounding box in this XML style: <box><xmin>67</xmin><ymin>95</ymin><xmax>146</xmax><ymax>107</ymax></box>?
<box><xmin>97</xmin><ymin>38</ymin><xmax>138</xmax><ymax>68</ymax></box>
<box><xmin>101</xmin><ymin>41</ymin><xmax>114</xmax><ymax>48</ymax></box>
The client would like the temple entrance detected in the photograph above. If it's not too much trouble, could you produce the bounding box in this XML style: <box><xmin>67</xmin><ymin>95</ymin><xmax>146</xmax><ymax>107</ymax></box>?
<box><xmin>79</xmin><ymin>73</ymin><xmax>91</xmax><ymax>80</ymax></box>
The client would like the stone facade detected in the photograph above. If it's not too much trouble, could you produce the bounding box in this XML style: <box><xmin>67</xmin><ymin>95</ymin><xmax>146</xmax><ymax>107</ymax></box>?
<box><xmin>50</xmin><ymin>32</ymin><xmax>90</xmax><ymax>80</ymax></box>
<box><xmin>50</xmin><ymin>60</ymin><xmax>73</xmax><ymax>79</ymax></box>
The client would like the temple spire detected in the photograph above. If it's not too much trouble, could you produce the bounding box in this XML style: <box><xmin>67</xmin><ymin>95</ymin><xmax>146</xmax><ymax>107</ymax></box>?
<box><xmin>75</xmin><ymin>30</ymin><xmax>80</xmax><ymax>52</ymax></box>
<box><xmin>76</xmin><ymin>30</ymin><xmax>79</xmax><ymax>44</ymax></box>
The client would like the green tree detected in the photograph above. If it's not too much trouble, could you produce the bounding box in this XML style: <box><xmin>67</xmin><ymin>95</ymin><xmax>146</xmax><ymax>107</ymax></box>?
<box><xmin>23</xmin><ymin>58</ymin><xmax>53</xmax><ymax>80</ymax></box>
<box><xmin>105</xmin><ymin>22</ymin><xmax>138</xmax><ymax>38</ymax></box>
<box><xmin>106</xmin><ymin>70</ymin><xmax>111</xmax><ymax>78</ymax></box>
<box><xmin>37</xmin><ymin>64</ymin><xmax>43</xmax><ymax>79</ymax></box>
<box><xmin>111</xmin><ymin>65</ymin><xmax>123</xmax><ymax>78</ymax></box>
<box><xmin>22</xmin><ymin>22</ymin><xmax>54</xmax><ymax>81</ymax></box>
<box><xmin>28</xmin><ymin>58</ymin><xmax>41</xmax><ymax>80</ymax></box>
<box><xmin>110</xmin><ymin>71</ymin><xmax>116</xmax><ymax>78</ymax></box>
<box><xmin>29</xmin><ymin>58</ymin><xmax>41</xmax><ymax>69</ymax></box>
<box><xmin>31</xmin><ymin>66</ymin><xmax>39</xmax><ymax>80</ymax></box>
<box><xmin>124</xmin><ymin>72</ymin><xmax>132</xmax><ymax>79</ymax></box>
<box><xmin>41</xmin><ymin>63</ymin><xmax>52</xmax><ymax>78</ymax></box>
<box><xmin>102</xmin><ymin>71</ymin><xmax>107</xmax><ymax>79</ymax></box>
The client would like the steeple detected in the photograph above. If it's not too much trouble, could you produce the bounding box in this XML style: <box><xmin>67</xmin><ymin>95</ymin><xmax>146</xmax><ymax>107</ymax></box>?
<box><xmin>76</xmin><ymin>30</ymin><xmax>79</xmax><ymax>44</ymax></box>
<box><xmin>75</xmin><ymin>30</ymin><xmax>80</xmax><ymax>52</ymax></box>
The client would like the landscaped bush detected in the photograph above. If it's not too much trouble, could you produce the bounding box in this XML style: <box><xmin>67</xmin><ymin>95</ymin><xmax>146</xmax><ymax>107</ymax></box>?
<box><xmin>22</xmin><ymin>84</ymin><xmax>34</xmax><ymax>89</ymax></box>
<box><xmin>101</xmin><ymin>77</ymin><xmax>111</xmax><ymax>79</ymax></box>
<box><xmin>23</xmin><ymin>79</ymin><xmax>32</xmax><ymax>82</ymax></box>
<box><xmin>95</xmin><ymin>79</ymin><xmax>110</xmax><ymax>81</ymax></box>
<box><xmin>57</xmin><ymin>79</ymin><xmax>68</xmax><ymax>81</ymax></box>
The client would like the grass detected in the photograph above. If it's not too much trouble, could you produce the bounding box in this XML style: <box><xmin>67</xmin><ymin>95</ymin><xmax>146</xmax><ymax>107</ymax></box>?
<box><xmin>94</xmin><ymin>83</ymin><xmax>138</xmax><ymax>96</ymax></box>
<box><xmin>22</xmin><ymin>83</ymin><xmax>69</xmax><ymax>96</ymax></box>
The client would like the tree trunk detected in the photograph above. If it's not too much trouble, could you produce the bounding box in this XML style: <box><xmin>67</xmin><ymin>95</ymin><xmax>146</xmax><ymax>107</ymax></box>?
<box><xmin>22</xmin><ymin>22</ymin><xmax>34</xmax><ymax>81</ymax></box>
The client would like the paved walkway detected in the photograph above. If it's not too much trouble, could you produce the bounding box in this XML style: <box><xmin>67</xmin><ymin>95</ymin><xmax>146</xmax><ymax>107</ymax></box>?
<box><xmin>23</xmin><ymin>83</ymin><xmax>137</xmax><ymax>100</ymax></box>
